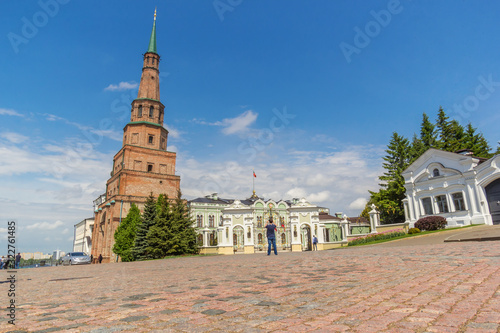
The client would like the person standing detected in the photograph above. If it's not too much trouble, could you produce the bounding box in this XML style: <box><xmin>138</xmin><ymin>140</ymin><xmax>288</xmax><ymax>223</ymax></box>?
<box><xmin>90</xmin><ymin>254</ymin><xmax>93</xmax><ymax>264</ymax></box>
<box><xmin>98</xmin><ymin>254</ymin><xmax>103</xmax><ymax>264</ymax></box>
<box><xmin>312</xmin><ymin>235</ymin><xmax>318</xmax><ymax>251</ymax></box>
<box><xmin>15</xmin><ymin>253</ymin><xmax>21</xmax><ymax>269</ymax></box>
<box><xmin>265</xmin><ymin>218</ymin><xmax>278</xmax><ymax>255</ymax></box>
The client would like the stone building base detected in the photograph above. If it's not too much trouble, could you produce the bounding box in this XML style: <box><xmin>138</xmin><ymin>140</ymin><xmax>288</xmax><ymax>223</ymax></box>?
<box><xmin>218</xmin><ymin>246</ymin><xmax>234</xmax><ymax>255</ymax></box>
<box><xmin>291</xmin><ymin>244</ymin><xmax>302</xmax><ymax>252</ymax></box>
<box><xmin>244</xmin><ymin>245</ymin><xmax>255</xmax><ymax>254</ymax></box>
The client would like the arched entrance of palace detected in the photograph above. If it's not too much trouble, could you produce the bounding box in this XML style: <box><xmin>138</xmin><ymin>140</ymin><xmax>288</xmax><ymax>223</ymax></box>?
<box><xmin>300</xmin><ymin>224</ymin><xmax>311</xmax><ymax>251</ymax></box>
<box><xmin>486</xmin><ymin>178</ymin><xmax>500</xmax><ymax>225</ymax></box>
<box><xmin>233</xmin><ymin>226</ymin><xmax>244</xmax><ymax>251</ymax></box>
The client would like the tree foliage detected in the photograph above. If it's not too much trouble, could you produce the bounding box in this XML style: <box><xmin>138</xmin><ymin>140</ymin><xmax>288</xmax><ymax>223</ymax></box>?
<box><xmin>113</xmin><ymin>203</ymin><xmax>141</xmax><ymax>262</ymax></box>
<box><xmin>132</xmin><ymin>193</ymin><xmax>157</xmax><ymax>261</ymax></box>
<box><xmin>146</xmin><ymin>190</ymin><xmax>198</xmax><ymax>257</ymax></box>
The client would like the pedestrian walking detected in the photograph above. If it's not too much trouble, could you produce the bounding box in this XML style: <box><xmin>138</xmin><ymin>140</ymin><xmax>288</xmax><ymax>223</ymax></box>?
<box><xmin>265</xmin><ymin>218</ymin><xmax>278</xmax><ymax>255</ymax></box>
<box><xmin>15</xmin><ymin>253</ymin><xmax>21</xmax><ymax>269</ymax></box>
<box><xmin>90</xmin><ymin>254</ymin><xmax>93</xmax><ymax>264</ymax></box>
<box><xmin>313</xmin><ymin>235</ymin><xmax>318</xmax><ymax>251</ymax></box>
<box><xmin>98</xmin><ymin>254</ymin><xmax>103</xmax><ymax>264</ymax></box>
<box><xmin>0</xmin><ymin>256</ymin><xmax>3</xmax><ymax>269</ymax></box>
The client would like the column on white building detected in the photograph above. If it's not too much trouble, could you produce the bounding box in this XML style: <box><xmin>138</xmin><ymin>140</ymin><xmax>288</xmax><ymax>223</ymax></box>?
<box><xmin>368</xmin><ymin>205</ymin><xmax>379</xmax><ymax>233</ymax></box>
<box><xmin>340</xmin><ymin>217</ymin><xmax>349</xmax><ymax>240</ymax></box>
<box><xmin>244</xmin><ymin>218</ymin><xmax>254</xmax><ymax>247</ymax></box>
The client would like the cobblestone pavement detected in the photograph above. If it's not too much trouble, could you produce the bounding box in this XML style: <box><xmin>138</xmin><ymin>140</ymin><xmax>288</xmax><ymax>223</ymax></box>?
<box><xmin>2</xmin><ymin>239</ymin><xmax>500</xmax><ymax>332</ymax></box>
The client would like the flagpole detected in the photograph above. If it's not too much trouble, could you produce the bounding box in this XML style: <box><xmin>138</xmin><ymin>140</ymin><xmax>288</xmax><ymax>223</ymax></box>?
<box><xmin>252</xmin><ymin>170</ymin><xmax>255</xmax><ymax>196</ymax></box>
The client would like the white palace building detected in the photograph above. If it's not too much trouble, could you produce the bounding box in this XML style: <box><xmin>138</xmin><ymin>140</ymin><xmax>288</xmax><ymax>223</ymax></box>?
<box><xmin>402</xmin><ymin>148</ymin><xmax>500</xmax><ymax>227</ymax></box>
<box><xmin>188</xmin><ymin>193</ymin><xmax>350</xmax><ymax>254</ymax></box>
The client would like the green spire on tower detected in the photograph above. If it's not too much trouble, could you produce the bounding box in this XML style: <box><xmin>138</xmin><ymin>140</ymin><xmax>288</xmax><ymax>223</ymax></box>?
<box><xmin>147</xmin><ymin>8</ymin><xmax>157</xmax><ymax>54</ymax></box>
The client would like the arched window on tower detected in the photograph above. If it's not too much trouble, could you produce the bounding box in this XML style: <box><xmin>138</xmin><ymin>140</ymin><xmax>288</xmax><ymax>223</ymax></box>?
<box><xmin>152</xmin><ymin>57</ymin><xmax>155</xmax><ymax>65</ymax></box>
<box><xmin>433</xmin><ymin>168</ymin><xmax>440</xmax><ymax>177</ymax></box>
<box><xmin>149</xmin><ymin>106</ymin><xmax>154</xmax><ymax>118</ymax></box>
<box><xmin>147</xmin><ymin>57</ymin><xmax>150</xmax><ymax>64</ymax></box>
<box><xmin>138</xmin><ymin>105</ymin><xmax>142</xmax><ymax>117</ymax></box>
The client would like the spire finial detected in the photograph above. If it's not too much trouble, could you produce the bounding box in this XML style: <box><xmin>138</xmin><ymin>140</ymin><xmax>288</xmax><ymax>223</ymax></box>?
<box><xmin>147</xmin><ymin>8</ymin><xmax>157</xmax><ymax>54</ymax></box>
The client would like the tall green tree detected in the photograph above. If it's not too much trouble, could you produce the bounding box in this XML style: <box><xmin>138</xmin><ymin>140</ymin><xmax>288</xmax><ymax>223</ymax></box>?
<box><xmin>169</xmin><ymin>190</ymin><xmax>198</xmax><ymax>255</ymax></box>
<box><xmin>420</xmin><ymin>112</ymin><xmax>437</xmax><ymax>149</ymax></box>
<box><xmin>409</xmin><ymin>134</ymin><xmax>425</xmax><ymax>164</ymax></box>
<box><xmin>370</xmin><ymin>132</ymin><xmax>410</xmax><ymax>224</ymax></box>
<box><xmin>113</xmin><ymin>203</ymin><xmax>141</xmax><ymax>262</ymax></box>
<box><xmin>146</xmin><ymin>191</ymin><xmax>198</xmax><ymax>257</ymax></box>
<box><xmin>462</xmin><ymin>123</ymin><xmax>492</xmax><ymax>158</ymax></box>
<box><xmin>146</xmin><ymin>195</ymin><xmax>173</xmax><ymax>259</ymax></box>
<box><xmin>132</xmin><ymin>193</ymin><xmax>157</xmax><ymax>261</ymax></box>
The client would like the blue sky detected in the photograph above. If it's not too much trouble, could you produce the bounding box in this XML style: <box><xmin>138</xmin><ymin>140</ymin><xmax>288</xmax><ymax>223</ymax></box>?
<box><xmin>1</xmin><ymin>0</ymin><xmax>499</xmax><ymax>253</ymax></box>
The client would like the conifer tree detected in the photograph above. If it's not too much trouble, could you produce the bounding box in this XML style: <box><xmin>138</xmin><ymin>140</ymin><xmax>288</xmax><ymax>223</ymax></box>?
<box><xmin>132</xmin><ymin>193</ymin><xmax>157</xmax><ymax>261</ymax></box>
<box><xmin>370</xmin><ymin>132</ymin><xmax>410</xmax><ymax>224</ymax></box>
<box><xmin>409</xmin><ymin>134</ymin><xmax>425</xmax><ymax>164</ymax></box>
<box><xmin>167</xmin><ymin>190</ymin><xmax>198</xmax><ymax>255</ymax></box>
<box><xmin>420</xmin><ymin>112</ymin><xmax>437</xmax><ymax>149</ymax></box>
<box><xmin>113</xmin><ymin>203</ymin><xmax>141</xmax><ymax>262</ymax></box>
<box><xmin>146</xmin><ymin>195</ymin><xmax>173</xmax><ymax>259</ymax></box>
<box><xmin>462</xmin><ymin>123</ymin><xmax>492</xmax><ymax>158</ymax></box>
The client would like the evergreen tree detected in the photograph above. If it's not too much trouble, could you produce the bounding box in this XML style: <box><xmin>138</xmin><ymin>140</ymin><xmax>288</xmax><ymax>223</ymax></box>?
<box><xmin>462</xmin><ymin>123</ymin><xmax>492</xmax><ymax>158</ymax></box>
<box><xmin>146</xmin><ymin>195</ymin><xmax>173</xmax><ymax>259</ymax></box>
<box><xmin>370</xmin><ymin>132</ymin><xmax>410</xmax><ymax>224</ymax></box>
<box><xmin>447</xmin><ymin>119</ymin><xmax>465</xmax><ymax>152</ymax></box>
<box><xmin>113</xmin><ymin>203</ymin><xmax>141</xmax><ymax>262</ymax></box>
<box><xmin>169</xmin><ymin>190</ymin><xmax>198</xmax><ymax>255</ymax></box>
<box><xmin>146</xmin><ymin>191</ymin><xmax>198</xmax><ymax>258</ymax></box>
<box><xmin>409</xmin><ymin>134</ymin><xmax>425</xmax><ymax>164</ymax></box>
<box><xmin>132</xmin><ymin>193</ymin><xmax>157</xmax><ymax>260</ymax></box>
<box><xmin>420</xmin><ymin>112</ymin><xmax>437</xmax><ymax>149</ymax></box>
<box><xmin>435</xmin><ymin>106</ymin><xmax>451</xmax><ymax>150</ymax></box>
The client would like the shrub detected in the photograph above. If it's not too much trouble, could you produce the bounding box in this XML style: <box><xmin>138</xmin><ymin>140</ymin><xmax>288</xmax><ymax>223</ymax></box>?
<box><xmin>414</xmin><ymin>216</ymin><xmax>447</xmax><ymax>231</ymax></box>
<box><xmin>408</xmin><ymin>227</ymin><xmax>420</xmax><ymax>234</ymax></box>
<box><xmin>348</xmin><ymin>229</ymin><xmax>406</xmax><ymax>246</ymax></box>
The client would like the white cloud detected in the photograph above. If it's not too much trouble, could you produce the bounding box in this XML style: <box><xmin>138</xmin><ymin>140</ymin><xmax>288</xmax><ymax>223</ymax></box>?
<box><xmin>307</xmin><ymin>190</ymin><xmax>331</xmax><ymax>203</ymax></box>
<box><xmin>209</xmin><ymin>110</ymin><xmax>258</xmax><ymax>135</ymax></box>
<box><xmin>104</xmin><ymin>81</ymin><xmax>139</xmax><ymax>91</ymax></box>
<box><xmin>191</xmin><ymin>110</ymin><xmax>258</xmax><ymax>135</ymax></box>
<box><xmin>41</xmin><ymin>113</ymin><xmax>122</xmax><ymax>142</ymax></box>
<box><xmin>26</xmin><ymin>220</ymin><xmax>64</xmax><ymax>230</ymax></box>
<box><xmin>0</xmin><ymin>108</ymin><xmax>24</xmax><ymax>117</ymax></box>
<box><xmin>349</xmin><ymin>197</ymin><xmax>368</xmax><ymax>210</ymax></box>
<box><xmin>166</xmin><ymin>125</ymin><xmax>181</xmax><ymax>139</ymax></box>
<box><xmin>61</xmin><ymin>228</ymin><xmax>70</xmax><ymax>235</ymax></box>
<box><xmin>1</xmin><ymin>132</ymin><xmax>28</xmax><ymax>143</ymax></box>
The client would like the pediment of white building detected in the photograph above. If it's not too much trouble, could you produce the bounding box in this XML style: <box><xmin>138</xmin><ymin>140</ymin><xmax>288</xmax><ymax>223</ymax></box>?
<box><xmin>414</xmin><ymin>162</ymin><xmax>462</xmax><ymax>183</ymax></box>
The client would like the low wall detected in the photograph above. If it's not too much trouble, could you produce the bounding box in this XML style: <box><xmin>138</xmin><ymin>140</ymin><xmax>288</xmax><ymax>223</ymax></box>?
<box><xmin>199</xmin><ymin>247</ymin><xmax>218</xmax><ymax>255</ymax></box>
<box><xmin>376</xmin><ymin>222</ymin><xmax>409</xmax><ymax>233</ymax></box>
<box><xmin>319</xmin><ymin>242</ymin><xmax>347</xmax><ymax>250</ymax></box>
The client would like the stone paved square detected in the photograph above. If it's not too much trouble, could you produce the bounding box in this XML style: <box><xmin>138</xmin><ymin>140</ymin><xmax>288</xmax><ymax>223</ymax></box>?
<box><xmin>2</xmin><ymin>237</ymin><xmax>500</xmax><ymax>332</ymax></box>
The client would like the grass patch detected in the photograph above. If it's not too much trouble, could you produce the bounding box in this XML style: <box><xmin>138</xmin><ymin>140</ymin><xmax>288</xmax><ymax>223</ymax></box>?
<box><xmin>347</xmin><ymin>224</ymin><xmax>481</xmax><ymax>247</ymax></box>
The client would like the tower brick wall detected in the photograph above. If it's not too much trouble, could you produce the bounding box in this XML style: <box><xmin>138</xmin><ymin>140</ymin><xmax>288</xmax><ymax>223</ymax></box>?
<box><xmin>91</xmin><ymin>13</ymin><xmax>180</xmax><ymax>263</ymax></box>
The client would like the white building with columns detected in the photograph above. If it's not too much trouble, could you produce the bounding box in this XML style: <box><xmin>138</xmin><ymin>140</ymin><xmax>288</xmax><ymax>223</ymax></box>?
<box><xmin>402</xmin><ymin>148</ymin><xmax>500</xmax><ymax>227</ymax></box>
<box><xmin>188</xmin><ymin>193</ymin><xmax>351</xmax><ymax>254</ymax></box>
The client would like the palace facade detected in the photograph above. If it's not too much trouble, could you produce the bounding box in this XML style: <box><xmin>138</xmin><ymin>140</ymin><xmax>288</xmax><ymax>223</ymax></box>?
<box><xmin>189</xmin><ymin>193</ymin><xmax>353</xmax><ymax>254</ymax></box>
<box><xmin>91</xmin><ymin>12</ymin><xmax>180</xmax><ymax>263</ymax></box>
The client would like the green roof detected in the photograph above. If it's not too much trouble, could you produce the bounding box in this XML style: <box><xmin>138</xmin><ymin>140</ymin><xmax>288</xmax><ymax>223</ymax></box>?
<box><xmin>147</xmin><ymin>10</ymin><xmax>157</xmax><ymax>54</ymax></box>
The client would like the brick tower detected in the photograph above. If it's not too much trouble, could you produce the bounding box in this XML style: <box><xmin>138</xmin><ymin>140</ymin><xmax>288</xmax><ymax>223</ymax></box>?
<box><xmin>91</xmin><ymin>10</ymin><xmax>180</xmax><ymax>263</ymax></box>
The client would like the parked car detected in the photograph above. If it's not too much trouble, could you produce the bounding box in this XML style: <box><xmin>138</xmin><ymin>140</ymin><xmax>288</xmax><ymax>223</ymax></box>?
<box><xmin>61</xmin><ymin>252</ymin><xmax>91</xmax><ymax>266</ymax></box>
